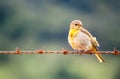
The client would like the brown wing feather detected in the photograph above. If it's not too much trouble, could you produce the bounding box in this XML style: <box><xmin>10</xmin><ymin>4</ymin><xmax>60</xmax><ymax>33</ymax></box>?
<box><xmin>80</xmin><ymin>27</ymin><xmax>100</xmax><ymax>48</ymax></box>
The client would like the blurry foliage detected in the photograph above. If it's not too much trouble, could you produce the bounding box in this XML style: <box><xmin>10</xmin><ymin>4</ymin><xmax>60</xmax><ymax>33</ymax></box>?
<box><xmin>0</xmin><ymin>0</ymin><xmax>120</xmax><ymax>79</ymax></box>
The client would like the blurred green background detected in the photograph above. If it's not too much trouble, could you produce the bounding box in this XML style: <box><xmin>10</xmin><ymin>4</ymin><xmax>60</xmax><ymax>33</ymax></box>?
<box><xmin>0</xmin><ymin>0</ymin><xmax>120</xmax><ymax>79</ymax></box>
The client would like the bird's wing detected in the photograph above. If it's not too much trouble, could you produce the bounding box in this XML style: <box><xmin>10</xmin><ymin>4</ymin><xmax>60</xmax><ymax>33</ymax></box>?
<box><xmin>80</xmin><ymin>27</ymin><xmax>100</xmax><ymax>47</ymax></box>
<box><xmin>92</xmin><ymin>37</ymin><xmax>100</xmax><ymax>47</ymax></box>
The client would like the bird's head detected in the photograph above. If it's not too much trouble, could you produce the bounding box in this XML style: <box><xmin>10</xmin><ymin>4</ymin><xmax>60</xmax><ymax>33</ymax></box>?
<box><xmin>70</xmin><ymin>20</ymin><xmax>83</xmax><ymax>30</ymax></box>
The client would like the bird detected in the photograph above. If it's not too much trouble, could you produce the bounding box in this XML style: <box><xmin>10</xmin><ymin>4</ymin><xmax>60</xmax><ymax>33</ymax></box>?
<box><xmin>68</xmin><ymin>20</ymin><xmax>105</xmax><ymax>63</ymax></box>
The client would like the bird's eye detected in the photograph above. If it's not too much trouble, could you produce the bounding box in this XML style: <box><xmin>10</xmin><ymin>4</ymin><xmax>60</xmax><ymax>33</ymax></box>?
<box><xmin>75</xmin><ymin>24</ymin><xmax>78</xmax><ymax>26</ymax></box>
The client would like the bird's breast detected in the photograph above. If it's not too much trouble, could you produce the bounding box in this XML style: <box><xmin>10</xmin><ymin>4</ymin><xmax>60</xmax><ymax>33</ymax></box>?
<box><xmin>69</xmin><ymin>31</ymin><xmax>92</xmax><ymax>51</ymax></box>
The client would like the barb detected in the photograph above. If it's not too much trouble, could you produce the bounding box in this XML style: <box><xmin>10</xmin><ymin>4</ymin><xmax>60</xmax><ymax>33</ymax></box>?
<box><xmin>0</xmin><ymin>48</ymin><xmax>120</xmax><ymax>55</ymax></box>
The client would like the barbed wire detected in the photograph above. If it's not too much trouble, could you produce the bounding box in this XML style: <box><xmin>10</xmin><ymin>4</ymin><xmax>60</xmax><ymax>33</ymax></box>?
<box><xmin>0</xmin><ymin>48</ymin><xmax>119</xmax><ymax>55</ymax></box>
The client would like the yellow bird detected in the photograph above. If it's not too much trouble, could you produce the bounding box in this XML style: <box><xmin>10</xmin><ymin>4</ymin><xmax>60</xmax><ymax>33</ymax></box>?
<box><xmin>68</xmin><ymin>20</ymin><xmax>105</xmax><ymax>63</ymax></box>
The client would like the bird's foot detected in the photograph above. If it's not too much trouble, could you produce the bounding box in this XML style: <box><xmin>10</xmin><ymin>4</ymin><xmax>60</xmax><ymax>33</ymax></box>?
<box><xmin>77</xmin><ymin>50</ymin><xmax>85</xmax><ymax>55</ymax></box>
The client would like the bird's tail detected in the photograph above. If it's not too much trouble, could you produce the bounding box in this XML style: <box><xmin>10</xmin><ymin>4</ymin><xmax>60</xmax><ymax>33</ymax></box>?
<box><xmin>92</xmin><ymin>45</ymin><xmax>105</xmax><ymax>63</ymax></box>
<box><xmin>94</xmin><ymin>52</ymin><xmax>105</xmax><ymax>63</ymax></box>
